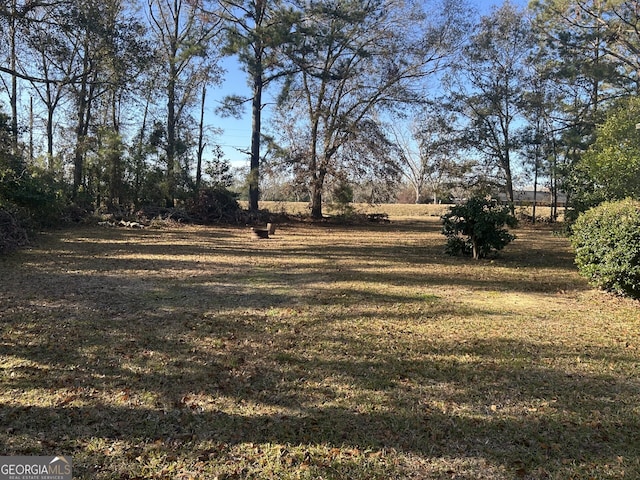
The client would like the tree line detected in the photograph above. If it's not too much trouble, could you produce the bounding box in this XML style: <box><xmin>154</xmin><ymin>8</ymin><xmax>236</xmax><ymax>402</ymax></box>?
<box><xmin>1</xmin><ymin>0</ymin><xmax>640</xmax><ymax>225</ymax></box>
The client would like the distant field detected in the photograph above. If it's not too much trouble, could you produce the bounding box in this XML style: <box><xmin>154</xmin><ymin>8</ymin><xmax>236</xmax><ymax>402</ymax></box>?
<box><xmin>1</xmin><ymin>217</ymin><xmax>633</xmax><ymax>479</ymax></box>
<box><xmin>243</xmin><ymin>201</ymin><xmax>564</xmax><ymax>221</ymax></box>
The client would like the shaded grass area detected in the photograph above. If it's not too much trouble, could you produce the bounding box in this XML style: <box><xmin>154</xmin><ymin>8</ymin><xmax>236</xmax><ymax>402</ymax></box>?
<box><xmin>1</xmin><ymin>218</ymin><xmax>639</xmax><ymax>479</ymax></box>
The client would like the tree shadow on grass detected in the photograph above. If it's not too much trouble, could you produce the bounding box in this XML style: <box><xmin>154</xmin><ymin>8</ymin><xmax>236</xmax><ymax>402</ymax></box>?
<box><xmin>1</xmin><ymin>223</ymin><xmax>634</xmax><ymax>478</ymax></box>
<box><xmin>6</xmin><ymin>222</ymin><xmax>585</xmax><ymax>305</ymax></box>
<box><xmin>2</xmin><ymin>288</ymin><xmax>640</xmax><ymax>478</ymax></box>
<box><xmin>2</xmin><ymin>343</ymin><xmax>639</xmax><ymax>478</ymax></box>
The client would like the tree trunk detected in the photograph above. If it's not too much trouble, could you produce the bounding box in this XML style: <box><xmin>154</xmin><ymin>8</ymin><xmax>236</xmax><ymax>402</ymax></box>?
<box><xmin>9</xmin><ymin>0</ymin><xmax>18</xmax><ymax>153</ymax></box>
<box><xmin>166</xmin><ymin>66</ymin><xmax>177</xmax><ymax>207</ymax></box>
<box><xmin>73</xmin><ymin>68</ymin><xmax>89</xmax><ymax>199</ymax></box>
<box><xmin>165</xmin><ymin>0</ymin><xmax>180</xmax><ymax>208</ymax></box>
<box><xmin>249</xmin><ymin>55</ymin><xmax>263</xmax><ymax>213</ymax></box>
<box><xmin>196</xmin><ymin>85</ymin><xmax>206</xmax><ymax>194</ymax></box>
<box><xmin>503</xmin><ymin>151</ymin><xmax>515</xmax><ymax>215</ymax></box>
<box><xmin>46</xmin><ymin>104</ymin><xmax>54</xmax><ymax>168</ymax></box>
<box><xmin>472</xmin><ymin>237</ymin><xmax>479</xmax><ymax>260</ymax></box>
<box><xmin>29</xmin><ymin>97</ymin><xmax>33</xmax><ymax>162</ymax></box>
<box><xmin>550</xmin><ymin>135</ymin><xmax>559</xmax><ymax>222</ymax></box>
<box><xmin>310</xmin><ymin>162</ymin><xmax>327</xmax><ymax>219</ymax></box>
<box><xmin>532</xmin><ymin>146</ymin><xmax>539</xmax><ymax>224</ymax></box>
<box><xmin>134</xmin><ymin>99</ymin><xmax>150</xmax><ymax>208</ymax></box>
<box><xmin>310</xmin><ymin>178</ymin><xmax>323</xmax><ymax>219</ymax></box>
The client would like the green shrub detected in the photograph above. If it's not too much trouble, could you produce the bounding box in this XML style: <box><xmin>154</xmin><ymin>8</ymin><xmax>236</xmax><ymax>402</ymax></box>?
<box><xmin>1</xmin><ymin>153</ymin><xmax>70</xmax><ymax>227</ymax></box>
<box><xmin>442</xmin><ymin>196</ymin><xmax>517</xmax><ymax>259</ymax></box>
<box><xmin>571</xmin><ymin>199</ymin><xmax>640</xmax><ymax>299</ymax></box>
<box><xmin>329</xmin><ymin>180</ymin><xmax>355</xmax><ymax>217</ymax></box>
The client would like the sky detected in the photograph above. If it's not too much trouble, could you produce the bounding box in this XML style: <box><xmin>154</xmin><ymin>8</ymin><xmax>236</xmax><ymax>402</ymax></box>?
<box><xmin>207</xmin><ymin>0</ymin><xmax>531</xmax><ymax>168</ymax></box>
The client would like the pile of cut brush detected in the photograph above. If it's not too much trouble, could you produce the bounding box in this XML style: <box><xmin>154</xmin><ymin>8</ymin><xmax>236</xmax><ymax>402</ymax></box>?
<box><xmin>0</xmin><ymin>209</ymin><xmax>28</xmax><ymax>254</ymax></box>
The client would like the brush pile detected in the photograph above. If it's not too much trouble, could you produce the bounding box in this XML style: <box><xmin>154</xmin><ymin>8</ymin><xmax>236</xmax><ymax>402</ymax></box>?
<box><xmin>0</xmin><ymin>209</ymin><xmax>28</xmax><ymax>254</ymax></box>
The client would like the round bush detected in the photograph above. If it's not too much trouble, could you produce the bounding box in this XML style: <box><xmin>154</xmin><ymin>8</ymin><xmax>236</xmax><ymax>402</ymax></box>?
<box><xmin>571</xmin><ymin>199</ymin><xmax>640</xmax><ymax>298</ymax></box>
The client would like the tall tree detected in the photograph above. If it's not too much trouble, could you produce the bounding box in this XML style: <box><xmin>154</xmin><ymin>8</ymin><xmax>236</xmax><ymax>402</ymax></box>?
<box><xmin>531</xmin><ymin>0</ymin><xmax>631</xmax><ymax>213</ymax></box>
<box><xmin>147</xmin><ymin>0</ymin><xmax>222</xmax><ymax>206</ymax></box>
<box><xmin>446</xmin><ymin>1</ymin><xmax>534</xmax><ymax>209</ymax></box>
<box><xmin>65</xmin><ymin>0</ymin><xmax>106</xmax><ymax>198</ymax></box>
<box><xmin>0</xmin><ymin>1</ymin><xmax>71</xmax><ymax>151</ymax></box>
<box><xmin>520</xmin><ymin>75</ymin><xmax>550</xmax><ymax>222</ymax></box>
<box><xmin>57</xmin><ymin>0</ymin><xmax>151</xmax><ymax>200</ymax></box>
<box><xmin>20</xmin><ymin>3</ymin><xmax>69</xmax><ymax>166</ymax></box>
<box><xmin>18</xmin><ymin>0</ymin><xmax>151</xmax><ymax>198</ymax></box>
<box><xmin>390</xmin><ymin>106</ymin><xmax>466</xmax><ymax>204</ymax></box>
<box><xmin>5</xmin><ymin>0</ymin><xmax>19</xmax><ymax>150</ymax></box>
<box><xmin>278</xmin><ymin>0</ymin><xmax>463</xmax><ymax>219</ymax></box>
<box><xmin>93</xmin><ymin>1</ymin><xmax>152</xmax><ymax>208</ymax></box>
<box><xmin>0</xmin><ymin>2</ymin><xmax>51</xmax><ymax>169</ymax></box>
<box><xmin>218</xmin><ymin>0</ymin><xmax>299</xmax><ymax>212</ymax></box>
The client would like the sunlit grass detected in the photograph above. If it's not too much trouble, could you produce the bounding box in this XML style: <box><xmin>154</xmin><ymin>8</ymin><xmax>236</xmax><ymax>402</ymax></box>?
<box><xmin>0</xmin><ymin>217</ymin><xmax>638</xmax><ymax>479</ymax></box>
<box><xmin>244</xmin><ymin>200</ymin><xmax>564</xmax><ymax>221</ymax></box>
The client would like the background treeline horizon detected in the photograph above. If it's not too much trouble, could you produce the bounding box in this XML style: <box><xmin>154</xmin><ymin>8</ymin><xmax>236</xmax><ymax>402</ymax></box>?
<box><xmin>2</xmin><ymin>0</ymin><xmax>640</xmax><ymax>226</ymax></box>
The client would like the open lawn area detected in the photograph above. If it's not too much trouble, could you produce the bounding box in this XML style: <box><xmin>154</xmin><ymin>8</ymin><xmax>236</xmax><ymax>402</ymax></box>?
<box><xmin>1</xmin><ymin>217</ymin><xmax>639</xmax><ymax>479</ymax></box>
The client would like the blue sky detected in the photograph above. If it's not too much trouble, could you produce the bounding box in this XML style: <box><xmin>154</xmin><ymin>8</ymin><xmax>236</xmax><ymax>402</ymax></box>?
<box><xmin>209</xmin><ymin>0</ymin><xmax>531</xmax><ymax>167</ymax></box>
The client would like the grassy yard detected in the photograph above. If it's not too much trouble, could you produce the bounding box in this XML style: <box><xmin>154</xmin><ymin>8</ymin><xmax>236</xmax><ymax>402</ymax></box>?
<box><xmin>240</xmin><ymin>201</ymin><xmax>454</xmax><ymax>218</ymax></box>
<box><xmin>0</xmin><ymin>215</ymin><xmax>638</xmax><ymax>479</ymax></box>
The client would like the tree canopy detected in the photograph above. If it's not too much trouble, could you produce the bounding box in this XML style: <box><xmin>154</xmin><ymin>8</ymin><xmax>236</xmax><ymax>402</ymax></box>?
<box><xmin>1</xmin><ymin>0</ymin><xmax>640</xmax><ymax>223</ymax></box>
<box><xmin>574</xmin><ymin>96</ymin><xmax>640</xmax><ymax>208</ymax></box>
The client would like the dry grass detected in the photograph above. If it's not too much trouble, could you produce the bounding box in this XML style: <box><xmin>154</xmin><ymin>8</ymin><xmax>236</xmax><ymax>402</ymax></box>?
<box><xmin>1</xmin><ymin>216</ymin><xmax>638</xmax><ymax>479</ymax></box>
<box><xmin>246</xmin><ymin>201</ymin><xmax>563</xmax><ymax>222</ymax></box>
<box><xmin>243</xmin><ymin>201</ymin><xmax>453</xmax><ymax>218</ymax></box>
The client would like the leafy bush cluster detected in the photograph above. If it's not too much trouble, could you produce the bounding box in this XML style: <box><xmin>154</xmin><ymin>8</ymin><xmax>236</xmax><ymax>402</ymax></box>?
<box><xmin>442</xmin><ymin>197</ymin><xmax>517</xmax><ymax>259</ymax></box>
<box><xmin>571</xmin><ymin>199</ymin><xmax>640</xmax><ymax>299</ymax></box>
<box><xmin>1</xmin><ymin>108</ymin><xmax>72</xmax><ymax>252</ymax></box>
